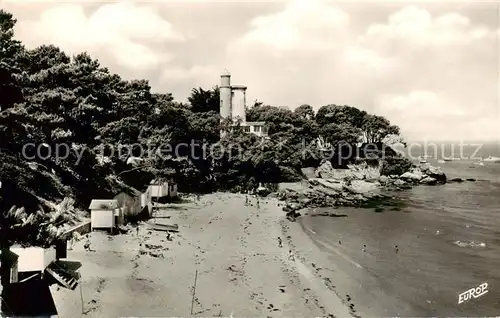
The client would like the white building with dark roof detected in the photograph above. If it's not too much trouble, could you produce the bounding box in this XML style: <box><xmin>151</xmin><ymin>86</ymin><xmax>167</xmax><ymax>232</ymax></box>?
<box><xmin>89</xmin><ymin>199</ymin><xmax>122</xmax><ymax>231</ymax></box>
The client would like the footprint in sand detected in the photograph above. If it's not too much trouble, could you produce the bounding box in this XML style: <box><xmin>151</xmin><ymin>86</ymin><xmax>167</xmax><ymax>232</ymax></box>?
<box><xmin>84</xmin><ymin>299</ymin><xmax>100</xmax><ymax>314</ymax></box>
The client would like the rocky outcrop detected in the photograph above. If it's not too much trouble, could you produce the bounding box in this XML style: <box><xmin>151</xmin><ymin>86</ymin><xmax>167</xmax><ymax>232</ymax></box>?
<box><xmin>278</xmin><ymin>160</ymin><xmax>448</xmax><ymax>221</ymax></box>
<box><xmin>419</xmin><ymin>164</ymin><xmax>447</xmax><ymax>183</ymax></box>
<box><xmin>277</xmin><ymin>178</ymin><xmax>387</xmax><ymax>221</ymax></box>
<box><xmin>400</xmin><ymin>171</ymin><xmax>423</xmax><ymax>182</ymax></box>
<box><xmin>315</xmin><ymin>161</ymin><xmax>445</xmax><ymax>188</ymax></box>
<box><xmin>398</xmin><ymin>164</ymin><xmax>446</xmax><ymax>185</ymax></box>
<box><xmin>315</xmin><ymin>161</ymin><xmax>380</xmax><ymax>181</ymax></box>
<box><xmin>420</xmin><ymin>176</ymin><xmax>437</xmax><ymax>185</ymax></box>
<box><xmin>345</xmin><ymin>180</ymin><xmax>381</xmax><ymax>196</ymax></box>
<box><xmin>449</xmin><ymin>177</ymin><xmax>476</xmax><ymax>183</ymax></box>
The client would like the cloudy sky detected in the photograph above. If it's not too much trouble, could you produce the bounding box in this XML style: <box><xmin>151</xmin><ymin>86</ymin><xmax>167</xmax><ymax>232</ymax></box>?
<box><xmin>3</xmin><ymin>0</ymin><xmax>499</xmax><ymax>141</ymax></box>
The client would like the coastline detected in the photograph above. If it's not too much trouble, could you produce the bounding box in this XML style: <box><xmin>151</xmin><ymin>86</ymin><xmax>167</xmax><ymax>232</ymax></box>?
<box><xmin>282</xmin><ymin>211</ymin><xmax>412</xmax><ymax>317</ymax></box>
<box><xmin>51</xmin><ymin>193</ymin><xmax>354</xmax><ymax>317</ymax></box>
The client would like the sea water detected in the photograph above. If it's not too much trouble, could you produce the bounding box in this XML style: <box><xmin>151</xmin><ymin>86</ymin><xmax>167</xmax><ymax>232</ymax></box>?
<box><xmin>300</xmin><ymin>142</ymin><xmax>500</xmax><ymax>316</ymax></box>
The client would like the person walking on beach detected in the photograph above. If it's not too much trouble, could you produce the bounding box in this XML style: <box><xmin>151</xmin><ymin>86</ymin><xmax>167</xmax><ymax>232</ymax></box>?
<box><xmin>288</xmin><ymin>249</ymin><xmax>295</xmax><ymax>261</ymax></box>
<box><xmin>84</xmin><ymin>235</ymin><xmax>91</xmax><ymax>252</ymax></box>
<box><xmin>278</xmin><ymin>237</ymin><xmax>283</xmax><ymax>248</ymax></box>
<box><xmin>136</xmin><ymin>226</ymin><xmax>139</xmax><ymax>237</ymax></box>
<box><xmin>68</xmin><ymin>233</ymin><xmax>75</xmax><ymax>251</ymax></box>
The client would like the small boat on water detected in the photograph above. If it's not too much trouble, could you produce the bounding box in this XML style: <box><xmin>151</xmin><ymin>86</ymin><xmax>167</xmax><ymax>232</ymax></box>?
<box><xmin>147</xmin><ymin>221</ymin><xmax>179</xmax><ymax>232</ymax></box>
<box><xmin>437</xmin><ymin>159</ymin><xmax>446</xmax><ymax>164</ymax></box>
<box><xmin>483</xmin><ymin>156</ymin><xmax>500</xmax><ymax>163</ymax></box>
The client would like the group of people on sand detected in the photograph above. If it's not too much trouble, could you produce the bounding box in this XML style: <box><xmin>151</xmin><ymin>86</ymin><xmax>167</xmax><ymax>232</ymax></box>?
<box><xmin>336</xmin><ymin>241</ymin><xmax>399</xmax><ymax>254</ymax></box>
<box><xmin>67</xmin><ymin>232</ymin><xmax>92</xmax><ymax>252</ymax></box>
<box><xmin>245</xmin><ymin>195</ymin><xmax>260</xmax><ymax>209</ymax></box>
<box><xmin>276</xmin><ymin>237</ymin><xmax>295</xmax><ymax>261</ymax></box>
<box><xmin>360</xmin><ymin>244</ymin><xmax>399</xmax><ymax>253</ymax></box>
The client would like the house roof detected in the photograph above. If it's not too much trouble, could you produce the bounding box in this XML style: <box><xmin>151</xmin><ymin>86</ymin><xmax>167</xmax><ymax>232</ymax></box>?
<box><xmin>231</xmin><ymin>84</ymin><xmax>247</xmax><ymax>90</ymax></box>
<box><xmin>1</xmin><ymin>279</ymin><xmax>58</xmax><ymax>316</ymax></box>
<box><xmin>0</xmin><ymin>249</ymin><xmax>18</xmax><ymax>267</ymax></box>
<box><xmin>89</xmin><ymin>199</ymin><xmax>119</xmax><ymax>210</ymax></box>
<box><xmin>114</xmin><ymin>188</ymin><xmax>141</xmax><ymax>198</ymax></box>
<box><xmin>151</xmin><ymin>179</ymin><xmax>177</xmax><ymax>185</ymax></box>
<box><xmin>245</xmin><ymin>121</ymin><xmax>267</xmax><ymax>126</ymax></box>
<box><xmin>150</xmin><ymin>179</ymin><xmax>162</xmax><ymax>185</ymax></box>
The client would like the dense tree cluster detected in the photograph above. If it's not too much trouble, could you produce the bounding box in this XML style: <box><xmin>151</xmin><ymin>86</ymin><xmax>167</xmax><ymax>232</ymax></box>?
<box><xmin>0</xmin><ymin>10</ymin><xmax>410</xmax><ymax>245</ymax></box>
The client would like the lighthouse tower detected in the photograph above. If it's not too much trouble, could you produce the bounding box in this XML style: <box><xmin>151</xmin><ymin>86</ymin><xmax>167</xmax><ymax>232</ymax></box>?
<box><xmin>219</xmin><ymin>70</ymin><xmax>247</xmax><ymax>123</ymax></box>
<box><xmin>219</xmin><ymin>69</ymin><xmax>232</xmax><ymax>121</ymax></box>
<box><xmin>219</xmin><ymin>70</ymin><xmax>263</xmax><ymax>138</ymax></box>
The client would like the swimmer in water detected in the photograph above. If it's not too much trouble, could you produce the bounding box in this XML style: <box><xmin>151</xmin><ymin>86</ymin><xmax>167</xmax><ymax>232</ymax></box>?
<box><xmin>395</xmin><ymin>245</ymin><xmax>399</xmax><ymax>253</ymax></box>
<box><xmin>338</xmin><ymin>240</ymin><xmax>341</xmax><ymax>245</ymax></box>
<box><xmin>362</xmin><ymin>244</ymin><xmax>366</xmax><ymax>252</ymax></box>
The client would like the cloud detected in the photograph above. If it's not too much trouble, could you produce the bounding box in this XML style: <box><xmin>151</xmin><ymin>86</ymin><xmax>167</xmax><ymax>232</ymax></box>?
<box><xmin>14</xmin><ymin>2</ymin><xmax>184</xmax><ymax>71</ymax></box>
<box><xmin>374</xmin><ymin>91</ymin><xmax>500</xmax><ymax>141</ymax></box>
<box><xmin>226</xmin><ymin>0</ymin><xmax>499</xmax><ymax>140</ymax></box>
<box><xmin>233</xmin><ymin>0</ymin><xmax>350</xmax><ymax>51</ymax></box>
<box><xmin>375</xmin><ymin>91</ymin><xmax>467</xmax><ymax>140</ymax></box>
<box><xmin>161</xmin><ymin>65</ymin><xmax>219</xmax><ymax>86</ymax></box>
<box><xmin>5</xmin><ymin>0</ymin><xmax>499</xmax><ymax>140</ymax></box>
<box><xmin>360</xmin><ymin>6</ymin><xmax>497</xmax><ymax>50</ymax></box>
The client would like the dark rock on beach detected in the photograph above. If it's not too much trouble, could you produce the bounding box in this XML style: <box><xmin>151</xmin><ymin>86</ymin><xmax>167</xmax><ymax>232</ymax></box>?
<box><xmin>278</xmin><ymin>160</ymin><xmax>448</xmax><ymax>217</ymax></box>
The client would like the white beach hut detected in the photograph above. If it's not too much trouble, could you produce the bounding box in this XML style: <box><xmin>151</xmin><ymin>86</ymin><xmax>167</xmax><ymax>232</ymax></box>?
<box><xmin>89</xmin><ymin>199</ymin><xmax>121</xmax><ymax>231</ymax></box>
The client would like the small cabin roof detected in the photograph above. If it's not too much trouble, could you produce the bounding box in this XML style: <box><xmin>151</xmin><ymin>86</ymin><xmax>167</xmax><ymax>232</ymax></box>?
<box><xmin>1</xmin><ymin>278</ymin><xmax>58</xmax><ymax>316</ymax></box>
<box><xmin>114</xmin><ymin>188</ymin><xmax>142</xmax><ymax>198</ymax></box>
<box><xmin>150</xmin><ymin>179</ymin><xmax>176</xmax><ymax>185</ymax></box>
<box><xmin>0</xmin><ymin>249</ymin><xmax>19</xmax><ymax>266</ymax></box>
<box><xmin>245</xmin><ymin>121</ymin><xmax>267</xmax><ymax>126</ymax></box>
<box><xmin>89</xmin><ymin>199</ymin><xmax>119</xmax><ymax>210</ymax></box>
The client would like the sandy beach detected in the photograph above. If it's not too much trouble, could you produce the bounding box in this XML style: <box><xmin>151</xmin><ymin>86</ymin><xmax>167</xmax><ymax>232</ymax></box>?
<box><xmin>51</xmin><ymin>193</ymin><xmax>354</xmax><ymax>317</ymax></box>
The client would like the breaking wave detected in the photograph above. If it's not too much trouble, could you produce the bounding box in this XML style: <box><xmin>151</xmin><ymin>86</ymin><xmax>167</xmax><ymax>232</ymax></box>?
<box><xmin>453</xmin><ymin>240</ymin><xmax>486</xmax><ymax>248</ymax></box>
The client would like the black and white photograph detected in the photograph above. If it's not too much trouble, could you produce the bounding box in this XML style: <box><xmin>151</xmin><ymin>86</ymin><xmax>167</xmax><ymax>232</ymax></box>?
<box><xmin>0</xmin><ymin>0</ymin><xmax>499</xmax><ymax>317</ymax></box>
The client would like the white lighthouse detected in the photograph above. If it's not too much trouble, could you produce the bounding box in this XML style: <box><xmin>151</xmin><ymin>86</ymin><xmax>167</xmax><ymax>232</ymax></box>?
<box><xmin>219</xmin><ymin>70</ymin><xmax>247</xmax><ymax>123</ymax></box>
<box><xmin>219</xmin><ymin>69</ymin><xmax>232</xmax><ymax>121</ymax></box>
<box><xmin>219</xmin><ymin>70</ymin><xmax>268</xmax><ymax>137</ymax></box>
